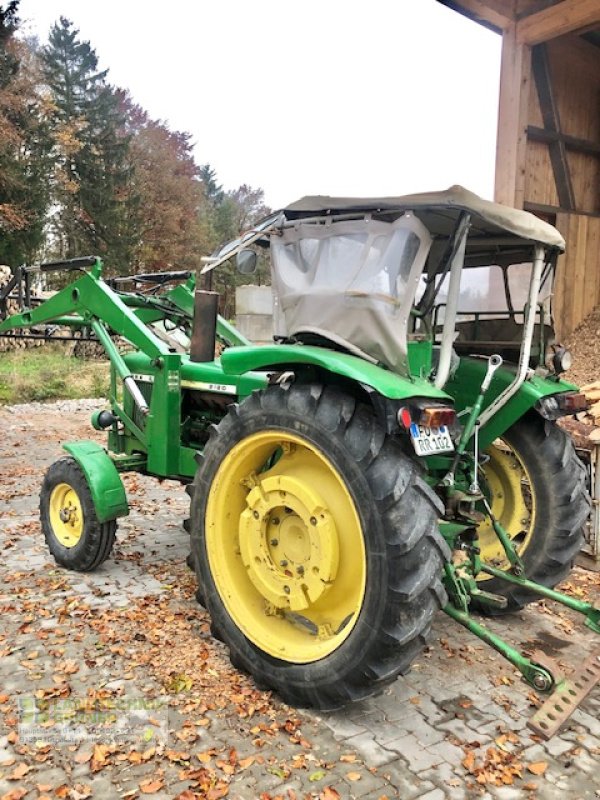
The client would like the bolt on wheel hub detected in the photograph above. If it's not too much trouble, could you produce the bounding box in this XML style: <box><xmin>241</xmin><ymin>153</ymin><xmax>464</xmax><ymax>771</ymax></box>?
<box><xmin>240</xmin><ymin>475</ymin><xmax>339</xmax><ymax>612</ymax></box>
<box><xmin>205</xmin><ymin>430</ymin><xmax>366</xmax><ymax>662</ymax></box>
<box><xmin>49</xmin><ymin>483</ymin><xmax>84</xmax><ymax>548</ymax></box>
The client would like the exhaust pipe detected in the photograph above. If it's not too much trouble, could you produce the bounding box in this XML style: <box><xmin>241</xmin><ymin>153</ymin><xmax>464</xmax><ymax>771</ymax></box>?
<box><xmin>190</xmin><ymin>290</ymin><xmax>219</xmax><ymax>363</ymax></box>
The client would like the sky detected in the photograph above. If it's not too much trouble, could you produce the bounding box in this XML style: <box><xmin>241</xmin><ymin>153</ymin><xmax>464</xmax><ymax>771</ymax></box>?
<box><xmin>18</xmin><ymin>0</ymin><xmax>502</xmax><ymax>210</ymax></box>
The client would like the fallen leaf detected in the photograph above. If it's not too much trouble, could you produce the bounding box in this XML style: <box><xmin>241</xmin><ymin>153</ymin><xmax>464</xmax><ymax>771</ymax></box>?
<box><xmin>267</xmin><ymin>767</ymin><xmax>287</xmax><ymax>780</ymax></box>
<box><xmin>319</xmin><ymin>789</ymin><xmax>340</xmax><ymax>800</ymax></box>
<box><xmin>1</xmin><ymin>789</ymin><xmax>27</xmax><ymax>800</ymax></box>
<box><xmin>339</xmin><ymin>754</ymin><xmax>356</xmax><ymax>763</ymax></box>
<box><xmin>8</xmin><ymin>763</ymin><xmax>30</xmax><ymax>780</ymax></box>
<box><xmin>139</xmin><ymin>778</ymin><xmax>164</xmax><ymax>794</ymax></box>
<box><xmin>70</xmin><ymin>785</ymin><xmax>92</xmax><ymax>800</ymax></box>
<box><xmin>309</xmin><ymin>770</ymin><xmax>327</xmax><ymax>781</ymax></box>
<box><xmin>206</xmin><ymin>785</ymin><xmax>229</xmax><ymax>800</ymax></box>
<box><xmin>527</xmin><ymin>761</ymin><xmax>547</xmax><ymax>776</ymax></box>
<box><xmin>90</xmin><ymin>744</ymin><xmax>111</xmax><ymax>772</ymax></box>
<box><xmin>238</xmin><ymin>756</ymin><xmax>255</xmax><ymax>769</ymax></box>
<box><xmin>347</xmin><ymin>771</ymin><xmax>361</xmax><ymax>781</ymax></box>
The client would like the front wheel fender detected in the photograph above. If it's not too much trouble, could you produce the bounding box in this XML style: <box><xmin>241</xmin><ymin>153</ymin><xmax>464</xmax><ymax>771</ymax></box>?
<box><xmin>62</xmin><ymin>441</ymin><xmax>129</xmax><ymax>523</ymax></box>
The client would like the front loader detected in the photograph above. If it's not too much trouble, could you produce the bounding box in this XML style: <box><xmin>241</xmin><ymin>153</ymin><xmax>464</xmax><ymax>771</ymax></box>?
<box><xmin>1</xmin><ymin>186</ymin><xmax>599</xmax><ymax>737</ymax></box>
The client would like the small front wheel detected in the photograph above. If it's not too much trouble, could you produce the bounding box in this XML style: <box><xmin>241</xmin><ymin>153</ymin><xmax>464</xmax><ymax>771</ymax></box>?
<box><xmin>40</xmin><ymin>457</ymin><xmax>117</xmax><ymax>571</ymax></box>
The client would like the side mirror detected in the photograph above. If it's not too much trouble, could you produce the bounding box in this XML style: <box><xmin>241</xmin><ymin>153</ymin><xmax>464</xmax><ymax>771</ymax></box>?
<box><xmin>236</xmin><ymin>249</ymin><xmax>257</xmax><ymax>275</ymax></box>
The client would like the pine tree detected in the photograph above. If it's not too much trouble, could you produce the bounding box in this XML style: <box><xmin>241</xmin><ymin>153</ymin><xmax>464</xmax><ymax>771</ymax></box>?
<box><xmin>0</xmin><ymin>2</ymin><xmax>52</xmax><ymax>265</ymax></box>
<box><xmin>42</xmin><ymin>17</ymin><xmax>136</xmax><ymax>270</ymax></box>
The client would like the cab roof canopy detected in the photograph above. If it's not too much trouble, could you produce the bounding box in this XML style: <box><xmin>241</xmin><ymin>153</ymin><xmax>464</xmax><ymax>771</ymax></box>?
<box><xmin>283</xmin><ymin>185</ymin><xmax>565</xmax><ymax>252</ymax></box>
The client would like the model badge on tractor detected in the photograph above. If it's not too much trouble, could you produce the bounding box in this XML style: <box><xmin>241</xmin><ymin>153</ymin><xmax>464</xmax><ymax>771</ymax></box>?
<box><xmin>2</xmin><ymin>186</ymin><xmax>598</xmax><ymax>737</ymax></box>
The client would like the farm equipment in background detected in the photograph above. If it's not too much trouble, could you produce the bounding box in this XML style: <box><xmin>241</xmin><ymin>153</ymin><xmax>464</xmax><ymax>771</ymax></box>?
<box><xmin>1</xmin><ymin>186</ymin><xmax>599</xmax><ymax>738</ymax></box>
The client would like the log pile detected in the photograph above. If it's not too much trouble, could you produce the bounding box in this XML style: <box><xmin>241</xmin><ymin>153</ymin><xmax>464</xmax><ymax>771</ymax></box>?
<box><xmin>0</xmin><ymin>265</ymin><xmax>46</xmax><ymax>352</ymax></box>
<box><xmin>560</xmin><ymin>382</ymin><xmax>600</xmax><ymax>449</ymax></box>
<box><xmin>578</xmin><ymin>382</ymin><xmax>600</xmax><ymax>441</ymax></box>
<box><xmin>565</xmin><ymin>306</ymin><xmax>600</xmax><ymax>389</ymax></box>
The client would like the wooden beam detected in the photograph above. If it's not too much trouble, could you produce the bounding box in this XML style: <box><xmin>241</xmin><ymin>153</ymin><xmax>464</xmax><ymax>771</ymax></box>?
<box><xmin>527</xmin><ymin>126</ymin><xmax>600</xmax><ymax>157</ymax></box>
<box><xmin>517</xmin><ymin>0</ymin><xmax>600</xmax><ymax>46</ymax></box>
<box><xmin>516</xmin><ymin>1</ymin><xmax>565</xmax><ymax>22</ymax></box>
<box><xmin>436</xmin><ymin>1</ymin><xmax>513</xmax><ymax>34</ymax></box>
<box><xmin>531</xmin><ymin>44</ymin><xmax>576</xmax><ymax>210</ymax></box>
<box><xmin>494</xmin><ymin>23</ymin><xmax>531</xmax><ymax>208</ymax></box>
<box><xmin>525</xmin><ymin>201</ymin><xmax>600</xmax><ymax>218</ymax></box>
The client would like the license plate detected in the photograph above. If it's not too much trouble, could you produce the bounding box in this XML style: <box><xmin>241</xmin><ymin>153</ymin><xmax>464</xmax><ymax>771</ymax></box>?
<box><xmin>409</xmin><ymin>423</ymin><xmax>454</xmax><ymax>456</ymax></box>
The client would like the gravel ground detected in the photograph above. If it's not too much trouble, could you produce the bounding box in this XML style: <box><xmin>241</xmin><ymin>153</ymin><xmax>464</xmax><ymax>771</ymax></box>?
<box><xmin>0</xmin><ymin>401</ymin><xmax>599</xmax><ymax>800</ymax></box>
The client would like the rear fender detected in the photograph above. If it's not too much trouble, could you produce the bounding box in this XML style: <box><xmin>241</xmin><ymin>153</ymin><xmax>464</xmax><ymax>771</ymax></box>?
<box><xmin>220</xmin><ymin>344</ymin><xmax>452</xmax><ymax>403</ymax></box>
<box><xmin>444</xmin><ymin>357</ymin><xmax>578</xmax><ymax>449</ymax></box>
<box><xmin>63</xmin><ymin>441</ymin><xmax>129</xmax><ymax>523</ymax></box>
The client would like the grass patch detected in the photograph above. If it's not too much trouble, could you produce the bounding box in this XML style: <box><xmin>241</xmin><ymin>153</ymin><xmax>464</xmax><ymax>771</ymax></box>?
<box><xmin>0</xmin><ymin>345</ymin><xmax>110</xmax><ymax>405</ymax></box>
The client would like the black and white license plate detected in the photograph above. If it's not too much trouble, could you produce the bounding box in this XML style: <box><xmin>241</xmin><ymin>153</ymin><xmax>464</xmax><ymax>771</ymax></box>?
<box><xmin>409</xmin><ymin>423</ymin><xmax>454</xmax><ymax>456</ymax></box>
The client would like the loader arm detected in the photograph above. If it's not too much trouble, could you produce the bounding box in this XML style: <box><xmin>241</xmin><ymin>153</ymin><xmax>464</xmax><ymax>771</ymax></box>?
<box><xmin>0</xmin><ymin>270</ymin><xmax>169</xmax><ymax>359</ymax></box>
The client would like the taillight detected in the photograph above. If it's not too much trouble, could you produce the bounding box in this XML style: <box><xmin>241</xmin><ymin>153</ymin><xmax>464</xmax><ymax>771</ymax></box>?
<box><xmin>418</xmin><ymin>407</ymin><xmax>456</xmax><ymax>428</ymax></box>
<box><xmin>398</xmin><ymin>407</ymin><xmax>413</xmax><ymax>429</ymax></box>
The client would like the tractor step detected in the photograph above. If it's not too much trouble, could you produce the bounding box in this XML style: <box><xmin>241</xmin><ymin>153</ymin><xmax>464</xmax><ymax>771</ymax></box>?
<box><xmin>527</xmin><ymin>648</ymin><xmax>600</xmax><ymax>739</ymax></box>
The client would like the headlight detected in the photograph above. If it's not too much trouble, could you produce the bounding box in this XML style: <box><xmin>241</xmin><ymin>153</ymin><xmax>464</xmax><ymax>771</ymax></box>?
<box><xmin>552</xmin><ymin>345</ymin><xmax>572</xmax><ymax>375</ymax></box>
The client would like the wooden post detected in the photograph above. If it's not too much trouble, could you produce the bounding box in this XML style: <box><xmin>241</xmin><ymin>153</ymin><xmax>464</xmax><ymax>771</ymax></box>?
<box><xmin>494</xmin><ymin>23</ymin><xmax>531</xmax><ymax>209</ymax></box>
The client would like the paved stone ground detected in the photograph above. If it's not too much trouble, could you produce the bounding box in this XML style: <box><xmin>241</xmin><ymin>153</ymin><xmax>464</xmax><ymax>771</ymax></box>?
<box><xmin>0</xmin><ymin>401</ymin><xmax>599</xmax><ymax>800</ymax></box>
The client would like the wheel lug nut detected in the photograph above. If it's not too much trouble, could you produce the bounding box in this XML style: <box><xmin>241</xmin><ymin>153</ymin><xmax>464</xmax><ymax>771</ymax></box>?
<box><xmin>270</xmin><ymin>539</ymin><xmax>279</xmax><ymax>546</ymax></box>
<box><xmin>271</xmin><ymin>517</ymin><xmax>280</xmax><ymax>525</ymax></box>
<box><xmin>280</xmin><ymin>560</ymin><xmax>288</xmax><ymax>567</ymax></box>
<box><xmin>297</xmin><ymin>566</ymin><xmax>304</xmax><ymax>575</ymax></box>
<box><xmin>253</xmin><ymin>511</ymin><xmax>259</xmax><ymax>519</ymax></box>
<box><xmin>310</xmin><ymin>516</ymin><xmax>317</xmax><ymax>526</ymax></box>
<box><xmin>284</xmin><ymin>585</ymin><xmax>290</xmax><ymax>594</ymax></box>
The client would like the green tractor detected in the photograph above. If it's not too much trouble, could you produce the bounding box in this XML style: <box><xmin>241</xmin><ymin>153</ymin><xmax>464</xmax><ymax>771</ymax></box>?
<box><xmin>2</xmin><ymin>186</ymin><xmax>599</xmax><ymax>736</ymax></box>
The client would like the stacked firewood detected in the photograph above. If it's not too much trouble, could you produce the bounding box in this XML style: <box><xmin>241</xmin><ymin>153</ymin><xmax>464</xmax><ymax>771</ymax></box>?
<box><xmin>578</xmin><ymin>382</ymin><xmax>600</xmax><ymax>440</ymax></box>
<box><xmin>0</xmin><ymin>265</ymin><xmax>46</xmax><ymax>351</ymax></box>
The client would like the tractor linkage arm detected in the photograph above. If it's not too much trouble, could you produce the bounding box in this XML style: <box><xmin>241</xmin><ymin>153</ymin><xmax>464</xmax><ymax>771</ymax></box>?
<box><xmin>443</xmin><ymin>527</ymin><xmax>600</xmax><ymax>739</ymax></box>
<box><xmin>440</xmin><ymin>351</ymin><xmax>600</xmax><ymax>738</ymax></box>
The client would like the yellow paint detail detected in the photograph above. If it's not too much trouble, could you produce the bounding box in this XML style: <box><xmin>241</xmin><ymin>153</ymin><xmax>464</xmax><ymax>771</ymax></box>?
<box><xmin>478</xmin><ymin>439</ymin><xmax>535</xmax><ymax>577</ymax></box>
<box><xmin>49</xmin><ymin>482</ymin><xmax>84</xmax><ymax>548</ymax></box>
<box><xmin>205</xmin><ymin>431</ymin><xmax>366</xmax><ymax>663</ymax></box>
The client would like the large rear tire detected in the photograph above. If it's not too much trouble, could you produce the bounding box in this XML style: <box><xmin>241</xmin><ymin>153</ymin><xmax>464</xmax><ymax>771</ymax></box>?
<box><xmin>190</xmin><ymin>384</ymin><xmax>449</xmax><ymax>709</ymax></box>
<box><xmin>475</xmin><ymin>413</ymin><xmax>589</xmax><ymax>612</ymax></box>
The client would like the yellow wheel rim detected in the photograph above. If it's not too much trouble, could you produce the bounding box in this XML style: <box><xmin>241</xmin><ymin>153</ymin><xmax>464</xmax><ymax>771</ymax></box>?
<box><xmin>477</xmin><ymin>438</ymin><xmax>535</xmax><ymax>577</ymax></box>
<box><xmin>49</xmin><ymin>483</ymin><xmax>84</xmax><ymax>548</ymax></box>
<box><xmin>205</xmin><ymin>431</ymin><xmax>366</xmax><ymax>663</ymax></box>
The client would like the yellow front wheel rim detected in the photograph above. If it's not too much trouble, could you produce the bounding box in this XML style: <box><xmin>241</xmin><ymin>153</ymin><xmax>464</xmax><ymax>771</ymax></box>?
<box><xmin>205</xmin><ymin>431</ymin><xmax>366</xmax><ymax>663</ymax></box>
<box><xmin>49</xmin><ymin>483</ymin><xmax>84</xmax><ymax>548</ymax></box>
<box><xmin>477</xmin><ymin>439</ymin><xmax>535</xmax><ymax>576</ymax></box>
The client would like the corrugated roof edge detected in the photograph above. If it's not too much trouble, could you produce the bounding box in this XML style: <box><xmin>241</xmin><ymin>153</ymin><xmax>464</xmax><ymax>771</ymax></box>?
<box><xmin>282</xmin><ymin>185</ymin><xmax>565</xmax><ymax>251</ymax></box>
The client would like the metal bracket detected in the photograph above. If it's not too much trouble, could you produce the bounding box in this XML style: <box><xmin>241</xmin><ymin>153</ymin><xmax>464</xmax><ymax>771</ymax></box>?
<box><xmin>528</xmin><ymin>648</ymin><xmax>600</xmax><ymax>739</ymax></box>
